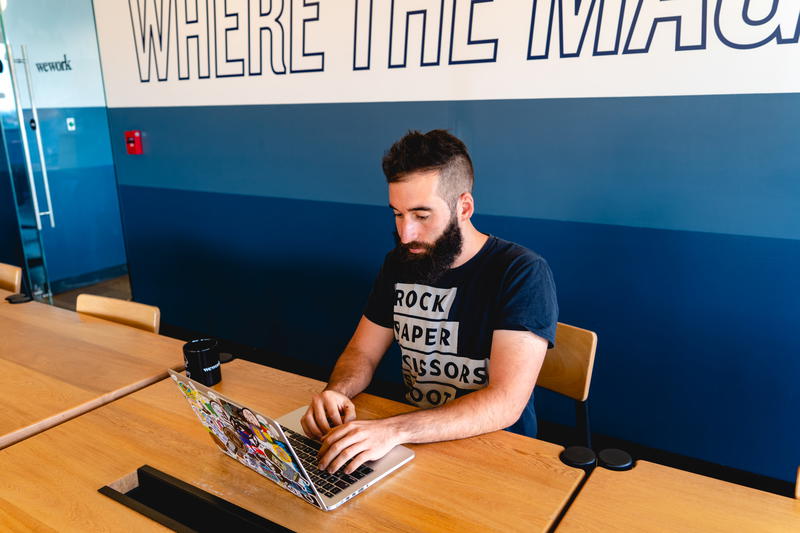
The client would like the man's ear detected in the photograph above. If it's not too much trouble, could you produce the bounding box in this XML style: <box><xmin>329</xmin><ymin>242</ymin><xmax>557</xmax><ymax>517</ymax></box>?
<box><xmin>458</xmin><ymin>192</ymin><xmax>475</xmax><ymax>221</ymax></box>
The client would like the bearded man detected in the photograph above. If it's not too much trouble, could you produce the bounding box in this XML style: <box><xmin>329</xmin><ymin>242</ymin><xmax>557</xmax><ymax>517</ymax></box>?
<box><xmin>301</xmin><ymin>130</ymin><xmax>558</xmax><ymax>474</ymax></box>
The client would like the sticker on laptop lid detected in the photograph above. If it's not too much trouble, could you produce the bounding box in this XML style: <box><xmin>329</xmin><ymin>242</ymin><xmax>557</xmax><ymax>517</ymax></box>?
<box><xmin>171</xmin><ymin>375</ymin><xmax>324</xmax><ymax>508</ymax></box>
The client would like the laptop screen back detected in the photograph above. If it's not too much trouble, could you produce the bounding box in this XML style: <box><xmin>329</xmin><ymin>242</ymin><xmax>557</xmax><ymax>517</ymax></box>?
<box><xmin>171</xmin><ymin>372</ymin><xmax>324</xmax><ymax>508</ymax></box>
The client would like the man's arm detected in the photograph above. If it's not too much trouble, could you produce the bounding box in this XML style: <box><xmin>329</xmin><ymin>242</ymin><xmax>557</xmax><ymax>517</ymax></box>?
<box><xmin>300</xmin><ymin>315</ymin><xmax>394</xmax><ymax>438</ymax></box>
<box><xmin>317</xmin><ymin>329</ymin><xmax>548</xmax><ymax>473</ymax></box>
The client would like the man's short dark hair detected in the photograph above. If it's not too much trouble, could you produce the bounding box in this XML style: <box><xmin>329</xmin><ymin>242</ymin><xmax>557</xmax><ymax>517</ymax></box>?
<box><xmin>382</xmin><ymin>129</ymin><xmax>474</xmax><ymax>210</ymax></box>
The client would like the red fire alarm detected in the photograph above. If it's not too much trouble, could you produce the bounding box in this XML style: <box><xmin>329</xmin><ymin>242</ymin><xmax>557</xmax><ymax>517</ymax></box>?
<box><xmin>125</xmin><ymin>130</ymin><xmax>143</xmax><ymax>155</ymax></box>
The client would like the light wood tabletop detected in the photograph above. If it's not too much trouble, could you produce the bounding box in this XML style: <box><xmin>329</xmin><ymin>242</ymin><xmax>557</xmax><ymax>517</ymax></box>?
<box><xmin>557</xmin><ymin>460</ymin><xmax>800</xmax><ymax>532</ymax></box>
<box><xmin>0</xmin><ymin>359</ymin><xmax>583</xmax><ymax>532</ymax></box>
<box><xmin>0</xmin><ymin>289</ymin><xmax>184</xmax><ymax>449</ymax></box>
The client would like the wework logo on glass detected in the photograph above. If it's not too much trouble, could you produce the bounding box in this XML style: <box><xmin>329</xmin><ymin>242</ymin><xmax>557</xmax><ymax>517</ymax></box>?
<box><xmin>35</xmin><ymin>55</ymin><xmax>72</xmax><ymax>73</ymax></box>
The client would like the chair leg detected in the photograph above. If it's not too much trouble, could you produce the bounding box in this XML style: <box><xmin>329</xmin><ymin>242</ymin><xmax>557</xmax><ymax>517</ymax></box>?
<box><xmin>576</xmin><ymin>400</ymin><xmax>591</xmax><ymax>449</ymax></box>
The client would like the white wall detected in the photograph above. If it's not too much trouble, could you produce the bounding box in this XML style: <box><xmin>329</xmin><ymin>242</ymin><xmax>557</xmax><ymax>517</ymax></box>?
<box><xmin>94</xmin><ymin>0</ymin><xmax>800</xmax><ymax>108</ymax></box>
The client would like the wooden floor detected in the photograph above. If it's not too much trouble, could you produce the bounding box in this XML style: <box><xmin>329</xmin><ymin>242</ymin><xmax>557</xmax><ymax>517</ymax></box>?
<box><xmin>51</xmin><ymin>275</ymin><xmax>132</xmax><ymax>311</ymax></box>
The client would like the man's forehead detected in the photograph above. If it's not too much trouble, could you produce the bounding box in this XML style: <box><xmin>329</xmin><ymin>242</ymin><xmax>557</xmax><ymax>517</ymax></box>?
<box><xmin>389</xmin><ymin>170</ymin><xmax>442</xmax><ymax>195</ymax></box>
<box><xmin>388</xmin><ymin>168</ymin><xmax>451</xmax><ymax>209</ymax></box>
<box><xmin>390</xmin><ymin>168</ymin><xmax>441</xmax><ymax>187</ymax></box>
<box><xmin>388</xmin><ymin>188</ymin><xmax>447</xmax><ymax>212</ymax></box>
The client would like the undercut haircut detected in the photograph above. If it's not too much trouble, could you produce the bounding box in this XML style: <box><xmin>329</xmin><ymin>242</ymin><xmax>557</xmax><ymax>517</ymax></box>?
<box><xmin>382</xmin><ymin>129</ymin><xmax>474</xmax><ymax>210</ymax></box>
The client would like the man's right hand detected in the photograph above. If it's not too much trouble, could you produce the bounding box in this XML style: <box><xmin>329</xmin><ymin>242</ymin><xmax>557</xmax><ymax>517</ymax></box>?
<box><xmin>300</xmin><ymin>389</ymin><xmax>357</xmax><ymax>439</ymax></box>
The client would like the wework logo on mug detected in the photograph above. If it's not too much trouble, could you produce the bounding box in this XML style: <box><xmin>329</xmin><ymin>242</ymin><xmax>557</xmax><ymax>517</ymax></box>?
<box><xmin>35</xmin><ymin>54</ymin><xmax>72</xmax><ymax>73</ymax></box>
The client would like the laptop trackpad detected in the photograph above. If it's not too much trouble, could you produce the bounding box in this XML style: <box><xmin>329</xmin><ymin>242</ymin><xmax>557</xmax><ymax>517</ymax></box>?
<box><xmin>276</xmin><ymin>406</ymin><xmax>309</xmax><ymax>433</ymax></box>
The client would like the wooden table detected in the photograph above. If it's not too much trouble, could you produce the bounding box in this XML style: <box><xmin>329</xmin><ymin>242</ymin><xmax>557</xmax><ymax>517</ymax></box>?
<box><xmin>0</xmin><ymin>289</ymin><xmax>184</xmax><ymax>448</ymax></box>
<box><xmin>0</xmin><ymin>360</ymin><xmax>583</xmax><ymax>532</ymax></box>
<box><xmin>557</xmin><ymin>460</ymin><xmax>800</xmax><ymax>532</ymax></box>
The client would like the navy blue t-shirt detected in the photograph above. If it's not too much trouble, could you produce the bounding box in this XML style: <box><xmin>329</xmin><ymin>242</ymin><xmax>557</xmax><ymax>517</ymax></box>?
<box><xmin>363</xmin><ymin>235</ymin><xmax>558</xmax><ymax>438</ymax></box>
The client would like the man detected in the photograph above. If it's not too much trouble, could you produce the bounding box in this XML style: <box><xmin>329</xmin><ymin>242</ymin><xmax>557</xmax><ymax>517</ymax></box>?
<box><xmin>301</xmin><ymin>130</ymin><xmax>558</xmax><ymax>474</ymax></box>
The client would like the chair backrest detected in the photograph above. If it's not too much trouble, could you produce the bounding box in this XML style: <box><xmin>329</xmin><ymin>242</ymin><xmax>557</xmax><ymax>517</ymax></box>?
<box><xmin>76</xmin><ymin>294</ymin><xmax>160</xmax><ymax>334</ymax></box>
<box><xmin>537</xmin><ymin>322</ymin><xmax>597</xmax><ymax>402</ymax></box>
<box><xmin>0</xmin><ymin>262</ymin><xmax>22</xmax><ymax>293</ymax></box>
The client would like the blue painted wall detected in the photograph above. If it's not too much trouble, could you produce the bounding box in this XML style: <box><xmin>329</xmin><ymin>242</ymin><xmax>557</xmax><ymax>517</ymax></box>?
<box><xmin>108</xmin><ymin>93</ymin><xmax>800</xmax><ymax>482</ymax></box>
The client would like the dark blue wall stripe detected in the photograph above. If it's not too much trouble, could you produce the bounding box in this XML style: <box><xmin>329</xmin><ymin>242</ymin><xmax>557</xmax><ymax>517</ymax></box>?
<box><xmin>119</xmin><ymin>184</ymin><xmax>800</xmax><ymax>482</ymax></box>
<box><xmin>108</xmin><ymin>93</ymin><xmax>800</xmax><ymax>240</ymax></box>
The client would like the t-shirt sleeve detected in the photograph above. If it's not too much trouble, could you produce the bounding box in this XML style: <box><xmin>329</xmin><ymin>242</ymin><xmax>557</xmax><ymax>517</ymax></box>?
<box><xmin>492</xmin><ymin>255</ymin><xmax>558</xmax><ymax>347</ymax></box>
<box><xmin>363</xmin><ymin>255</ymin><xmax>395</xmax><ymax>329</ymax></box>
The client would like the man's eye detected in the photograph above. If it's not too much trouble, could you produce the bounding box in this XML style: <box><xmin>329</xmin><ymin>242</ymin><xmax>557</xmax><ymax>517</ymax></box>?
<box><xmin>416</xmin><ymin>215</ymin><xmax>429</xmax><ymax>221</ymax></box>
<box><xmin>393</xmin><ymin>213</ymin><xmax>402</xmax><ymax>218</ymax></box>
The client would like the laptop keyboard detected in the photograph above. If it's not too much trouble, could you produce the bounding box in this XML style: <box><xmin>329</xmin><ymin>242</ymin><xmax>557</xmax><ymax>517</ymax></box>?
<box><xmin>283</xmin><ymin>427</ymin><xmax>374</xmax><ymax>498</ymax></box>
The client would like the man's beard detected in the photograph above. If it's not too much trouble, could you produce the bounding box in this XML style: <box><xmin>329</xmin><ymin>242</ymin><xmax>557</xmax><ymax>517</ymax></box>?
<box><xmin>393</xmin><ymin>217</ymin><xmax>463</xmax><ymax>285</ymax></box>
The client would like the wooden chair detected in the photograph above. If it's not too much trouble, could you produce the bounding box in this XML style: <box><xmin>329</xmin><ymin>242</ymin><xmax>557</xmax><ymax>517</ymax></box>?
<box><xmin>537</xmin><ymin>322</ymin><xmax>598</xmax><ymax>448</ymax></box>
<box><xmin>0</xmin><ymin>262</ymin><xmax>22</xmax><ymax>293</ymax></box>
<box><xmin>76</xmin><ymin>294</ymin><xmax>160</xmax><ymax>334</ymax></box>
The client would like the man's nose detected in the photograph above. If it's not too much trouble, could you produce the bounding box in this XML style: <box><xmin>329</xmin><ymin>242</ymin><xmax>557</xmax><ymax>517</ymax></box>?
<box><xmin>397</xmin><ymin>219</ymin><xmax>418</xmax><ymax>243</ymax></box>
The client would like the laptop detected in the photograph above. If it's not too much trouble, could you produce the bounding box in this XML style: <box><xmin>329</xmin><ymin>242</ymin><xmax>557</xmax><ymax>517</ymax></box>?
<box><xmin>168</xmin><ymin>370</ymin><xmax>415</xmax><ymax>510</ymax></box>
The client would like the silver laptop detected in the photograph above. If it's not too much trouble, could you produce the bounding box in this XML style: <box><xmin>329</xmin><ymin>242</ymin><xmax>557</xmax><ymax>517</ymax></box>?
<box><xmin>168</xmin><ymin>369</ymin><xmax>414</xmax><ymax>510</ymax></box>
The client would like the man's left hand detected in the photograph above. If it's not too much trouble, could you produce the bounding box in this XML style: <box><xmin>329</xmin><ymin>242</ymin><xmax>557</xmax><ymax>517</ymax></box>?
<box><xmin>317</xmin><ymin>419</ymin><xmax>401</xmax><ymax>474</ymax></box>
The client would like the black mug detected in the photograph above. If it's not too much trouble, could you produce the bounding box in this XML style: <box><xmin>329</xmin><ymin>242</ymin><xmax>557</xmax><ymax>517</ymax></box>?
<box><xmin>183</xmin><ymin>338</ymin><xmax>222</xmax><ymax>386</ymax></box>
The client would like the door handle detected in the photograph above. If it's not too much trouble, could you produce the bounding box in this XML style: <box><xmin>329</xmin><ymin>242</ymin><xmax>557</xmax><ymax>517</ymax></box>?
<box><xmin>20</xmin><ymin>45</ymin><xmax>55</xmax><ymax>228</ymax></box>
<box><xmin>6</xmin><ymin>44</ymin><xmax>55</xmax><ymax>229</ymax></box>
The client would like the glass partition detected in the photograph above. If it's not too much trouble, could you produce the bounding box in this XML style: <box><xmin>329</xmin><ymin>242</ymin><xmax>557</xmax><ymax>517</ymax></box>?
<box><xmin>0</xmin><ymin>0</ymin><xmax>127</xmax><ymax>303</ymax></box>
